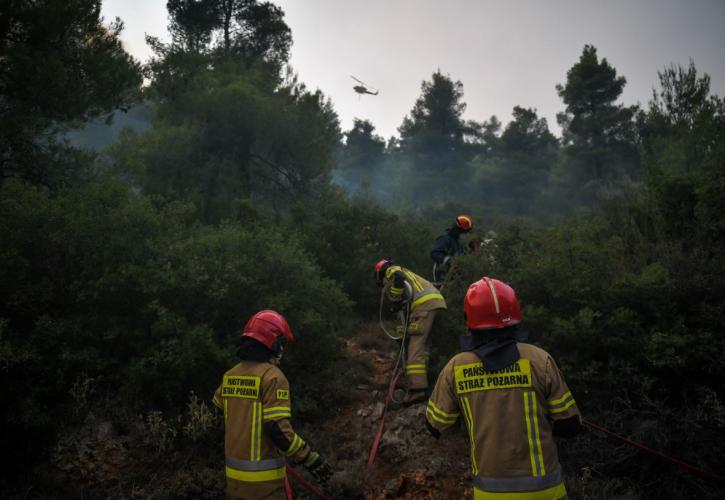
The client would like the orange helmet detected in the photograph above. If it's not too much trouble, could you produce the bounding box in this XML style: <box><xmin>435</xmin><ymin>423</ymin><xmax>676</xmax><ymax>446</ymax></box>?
<box><xmin>464</xmin><ymin>277</ymin><xmax>521</xmax><ymax>330</ymax></box>
<box><xmin>374</xmin><ymin>259</ymin><xmax>392</xmax><ymax>286</ymax></box>
<box><xmin>242</xmin><ymin>310</ymin><xmax>294</xmax><ymax>356</ymax></box>
<box><xmin>455</xmin><ymin>215</ymin><xmax>473</xmax><ymax>232</ymax></box>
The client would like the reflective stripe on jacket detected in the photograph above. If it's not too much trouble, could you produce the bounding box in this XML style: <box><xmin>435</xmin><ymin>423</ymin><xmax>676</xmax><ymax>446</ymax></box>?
<box><xmin>213</xmin><ymin>361</ymin><xmax>311</xmax><ymax>499</ymax></box>
<box><xmin>384</xmin><ymin>265</ymin><xmax>447</xmax><ymax>312</ymax></box>
<box><xmin>225</xmin><ymin>456</ymin><xmax>287</xmax><ymax>483</ymax></box>
<box><xmin>427</xmin><ymin>343</ymin><xmax>579</xmax><ymax>498</ymax></box>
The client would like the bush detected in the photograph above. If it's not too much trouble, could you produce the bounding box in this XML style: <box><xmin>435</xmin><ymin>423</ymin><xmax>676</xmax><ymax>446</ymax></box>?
<box><xmin>0</xmin><ymin>179</ymin><xmax>352</xmax><ymax>478</ymax></box>
<box><xmin>432</xmin><ymin>208</ymin><xmax>725</xmax><ymax>498</ymax></box>
<box><xmin>291</xmin><ymin>191</ymin><xmax>433</xmax><ymax>313</ymax></box>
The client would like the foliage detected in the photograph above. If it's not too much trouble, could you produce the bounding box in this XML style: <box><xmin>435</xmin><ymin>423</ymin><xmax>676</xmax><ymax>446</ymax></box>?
<box><xmin>335</xmin><ymin>119</ymin><xmax>387</xmax><ymax>197</ymax></box>
<box><xmin>290</xmin><ymin>190</ymin><xmax>433</xmax><ymax>312</ymax></box>
<box><xmin>555</xmin><ymin>45</ymin><xmax>640</xmax><ymax>202</ymax></box>
<box><xmin>111</xmin><ymin>64</ymin><xmax>340</xmax><ymax>223</ymax></box>
<box><xmin>472</xmin><ymin>106</ymin><xmax>559</xmax><ymax>218</ymax></box>
<box><xmin>395</xmin><ymin>70</ymin><xmax>480</xmax><ymax>205</ymax></box>
<box><xmin>425</xmin><ymin>65</ymin><xmax>725</xmax><ymax>498</ymax></box>
<box><xmin>0</xmin><ymin>179</ymin><xmax>351</xmax><ymax>479</ymax></box>
<box><xmin>1</xmin><ymin>0</ymin><xmax>724</xmax><ymax>495</ymax></box>
<box><xmin>159</xmin><ymin>0</ymin><xmax>291</xmax><ymax>65</ymax></box>
<box><xmin>0</xmin><ymin>0</ymin><xmax>142</xmax><ymax>188</ymax></box>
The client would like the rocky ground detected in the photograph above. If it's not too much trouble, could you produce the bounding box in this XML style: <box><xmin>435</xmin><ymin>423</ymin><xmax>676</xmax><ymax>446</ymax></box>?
<box><xmin>8</xmin><ymin>324</ymin><xmax>474</xmax><ymax>499</ymax></box>
<box><xmin>298</xmin><ymin>329</ymin><xmax>474</xmax><ymax>499</ymax></box>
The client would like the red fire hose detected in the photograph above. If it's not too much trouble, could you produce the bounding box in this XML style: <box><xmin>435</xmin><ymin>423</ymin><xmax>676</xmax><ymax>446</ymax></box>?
<box><xmin>367</xmin><ymin>370</ymin><xmax>402</xmax><ymax>466</ymax></box>
<box><xmin>285</xmin><ymin>464</ymin><xmax>335</xmax><ymax>500</ymax></box>
<box><xmin>582</xmin><ymin>418</ymin><xmax>725</xmax><ymax>485</ymax></box>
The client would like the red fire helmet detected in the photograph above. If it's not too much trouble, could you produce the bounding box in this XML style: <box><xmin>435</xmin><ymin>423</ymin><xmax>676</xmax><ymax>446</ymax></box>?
<box><xmin>456</xmin><ymin>215</ymin><xmax>473</xmax><ymax>232</ymax></box>
<box><xmin>374</xmin><ymin>259</ymin><xmax>392</xmax><ymax>285</ymax></box>
<box><xmin>242</xmin><ymin>310</ymin><xmax>294</xmax><ymax>350</ymax></box>
<box><xmin>464</xmin><ymin>277</ymin><xmax>522</xmax><ymax>330</ymax></box>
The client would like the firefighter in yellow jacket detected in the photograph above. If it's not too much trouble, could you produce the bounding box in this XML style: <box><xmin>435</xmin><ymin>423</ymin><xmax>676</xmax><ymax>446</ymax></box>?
<box><xmin>212</xmin><ymin>310</ymin><xmax>332</xmax><ymax>500</ymax></box>
<box><xmin>426</xmin><ymin>277</ymin><xmax>582</xmax><ymax>499</ymax></box>
<box><xmin>374</xmin><ymin>259</ymin><xmax>447</xmax><ymax>404</ymax></box>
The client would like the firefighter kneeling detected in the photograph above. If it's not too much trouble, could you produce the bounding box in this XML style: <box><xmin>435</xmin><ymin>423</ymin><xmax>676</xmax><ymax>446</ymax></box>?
<box><xmin>426</xmin><ymin>278</ymin><xmax>582</xmax><ymax>500</ymax></box>
<box><xmin>212</xmin><ymin>310</ymin><xmax>332</xmax><ymax>500</ymax></box>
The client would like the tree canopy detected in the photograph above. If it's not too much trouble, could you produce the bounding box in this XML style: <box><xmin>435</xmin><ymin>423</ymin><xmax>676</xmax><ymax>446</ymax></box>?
<box><xmin>0</xmin><ymin>0</ymin><xmax>142</xmax><ymax>188</ymax></box>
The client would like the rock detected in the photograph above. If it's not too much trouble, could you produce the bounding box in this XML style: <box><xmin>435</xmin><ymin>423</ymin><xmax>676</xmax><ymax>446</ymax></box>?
<box><xmin>370</xmin><ymin>402</ymin><xmax>385</xmax><ymax>421</ymax></box>
<box><xmin>383</xmin><ymin>478</ymin><xmax>399</xmax><ymax>497</ymax></box>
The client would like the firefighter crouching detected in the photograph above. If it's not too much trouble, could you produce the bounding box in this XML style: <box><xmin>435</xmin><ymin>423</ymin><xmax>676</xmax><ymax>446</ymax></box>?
<box><xmin>212</xmin><ymin>310</ymin><xmax>332</xmax><ymax>500</ymax></box>
<box><xmin>374</xmin><ymin>259</ymin><xmax>447</xmax><ymax>404</ymax></box>
<box><xmin>426</xmin><ymin>278</ymin><xmax>582</xmax><ymax>499</ymax></box>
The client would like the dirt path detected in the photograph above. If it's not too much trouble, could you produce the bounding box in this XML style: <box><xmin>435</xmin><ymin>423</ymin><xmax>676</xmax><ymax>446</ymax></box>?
<box><xmin>304</xmin><ymin>324</ymin><xmax>473</xmax><ymax>499</ymax></box>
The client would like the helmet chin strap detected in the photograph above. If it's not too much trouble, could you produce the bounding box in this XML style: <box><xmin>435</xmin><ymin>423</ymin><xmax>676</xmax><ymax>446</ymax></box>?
<box><xmin>271</xmin><ymin>337</ymin><xmax>286</xmax><ymax>364</ymax></box>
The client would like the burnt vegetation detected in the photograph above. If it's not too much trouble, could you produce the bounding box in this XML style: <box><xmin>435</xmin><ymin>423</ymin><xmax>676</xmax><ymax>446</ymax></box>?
<box><xmin>1</xmin><ymin>1</ymin><xmax>724</xmax><ymax>498</ymax></box>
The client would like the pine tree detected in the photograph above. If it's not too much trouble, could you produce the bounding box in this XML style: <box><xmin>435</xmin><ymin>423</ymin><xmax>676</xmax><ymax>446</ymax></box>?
<box><xmin>556</xmin><ymin>45</ymin><xmax>639</xmax><ymax>202</ymax></box>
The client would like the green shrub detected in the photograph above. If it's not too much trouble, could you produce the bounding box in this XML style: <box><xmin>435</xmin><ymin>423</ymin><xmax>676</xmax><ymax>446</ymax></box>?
<box><xmin>0</xmin><ymin>179</ymin><xmax>351</xmax><ymax>475</ymax></box>
<box><xmin>291</xmin><ymin>192</ymin><xmax>433</xmax><ymax>313</ymax></box>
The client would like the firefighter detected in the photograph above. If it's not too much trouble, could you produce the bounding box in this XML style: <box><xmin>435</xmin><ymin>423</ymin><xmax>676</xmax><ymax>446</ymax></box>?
<box><xmin>425</xmin><ymin>277</ymin><xmax>581</xmax><ymax>499</ymax></box>
<box><xmin>431</xmin><ymin>214</ymin><xmax>474</xmax><ymax>283</ymax></box>
<box><xmin>212</xmin><ymin>310</ymin><xmax>332</xmax><ymax>500</ymax></box>
<box><xmin>374</xmin><ymin>259</ymin><xmax>447</xmax><ymax>404</ymax></box>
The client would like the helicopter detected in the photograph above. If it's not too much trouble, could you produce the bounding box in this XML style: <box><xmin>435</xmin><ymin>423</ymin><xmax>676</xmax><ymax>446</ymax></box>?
<box><xmin>351</xmin><ymin>75</ymin><xmax>379</xmax><ymax>96</ymax></box>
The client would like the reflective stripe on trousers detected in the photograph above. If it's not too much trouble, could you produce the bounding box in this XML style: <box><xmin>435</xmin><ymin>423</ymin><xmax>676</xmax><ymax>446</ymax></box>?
<box><xmin>472</xmin><ymin>468</ymin><xmax>566</xmax><ymax>499</ymax></box>
<box><xmin>225</xmin><ymin>456</ymin><xmax>286</xmax><ymax>482</ymax></box>
<box><xmin>473</xmin><ymin>482</ymin><xmax>567</xmax><ymax>499</ymax></box>
<box><xmin>473</xmin><ymin>467</ymin><xmax>561</xmax><ymax>492</ymax></box>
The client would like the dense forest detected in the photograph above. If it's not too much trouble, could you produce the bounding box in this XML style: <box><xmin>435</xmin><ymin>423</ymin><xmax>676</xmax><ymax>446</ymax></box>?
<box><xmin>1</xmin><ymin>1</ymin><xmax>724</xmax><ymax>499</ymax></box>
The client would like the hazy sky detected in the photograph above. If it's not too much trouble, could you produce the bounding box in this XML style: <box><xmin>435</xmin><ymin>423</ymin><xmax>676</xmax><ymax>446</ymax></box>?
<box><xmin>103</xmin><ymin>0</ymin><xmax>725</xmax><ymax>139</ymax></box>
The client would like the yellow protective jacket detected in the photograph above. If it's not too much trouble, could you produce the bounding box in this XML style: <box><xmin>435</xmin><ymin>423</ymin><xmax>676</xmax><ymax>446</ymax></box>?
<box><xmin>384</xmin><ymin>265</ymin><xmax>446</xmax><ymax>313</ymax></box>
<box><xmin>213</xmin><ymin>361</ymin><xmax>311</xmax><ymax>500</ymax></box>
<box><xmin>426</xmin><ymin>342</ymin><xmax>580</xmax><ymax>500</ymax></box>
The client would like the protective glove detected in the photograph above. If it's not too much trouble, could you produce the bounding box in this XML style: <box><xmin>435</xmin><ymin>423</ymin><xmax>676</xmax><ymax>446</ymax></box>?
<box><xmin>303</xmin><ymin>451</ymin><xmax>333</xmax><ymax>484</ymax></box>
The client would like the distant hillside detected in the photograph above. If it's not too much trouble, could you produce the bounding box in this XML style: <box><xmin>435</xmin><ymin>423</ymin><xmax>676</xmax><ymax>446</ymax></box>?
<box><xmin>67</xmin><ymin>105</ymin><xmax>152</xmax><ymax>151</ymax></box>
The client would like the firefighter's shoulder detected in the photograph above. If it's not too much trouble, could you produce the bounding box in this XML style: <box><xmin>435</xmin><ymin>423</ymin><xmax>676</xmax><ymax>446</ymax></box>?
<box><xmin>445</xmin><ymin>351</ymin><xmax>480</xmax><ymax>373</ymax></box>
<box><xmin>517</xmin><ymin>342</ymin><xmax>554</xmax><ymax>364</ymax></box>
<box><xmin>259</xmin><ymin>362</ymin><xmax>290</xmax><ymax>386</ymax></box>
<box><xmin>223</xmin><ymin>361</ymin><xmax>245</xmax><ymax>377</ymax></box>
<box><xmin>384</xmin><ymin>266</ymin><xmax>397</xmax><ymax>280</ymax></box>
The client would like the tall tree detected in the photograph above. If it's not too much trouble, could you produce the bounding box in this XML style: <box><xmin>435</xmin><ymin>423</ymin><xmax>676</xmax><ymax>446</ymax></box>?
<box><xmin>642</xmin><ymin>61</ymin><xmax>719</xmax><ymax>171</ymax></box>
<box><xmin>0</xmin><ymin>0</ymin><xmax>142</xmax><ymax>188</ymax></box>
<box><xmin>640</xmin><ymin>62</ymin><xmax>725</xmax><ymax>243</ymax></box>
<box><xmin>337</xmin><ymin>119</ymin><xmax>386</xmax><ymax>194</ymax></box>
<box><xmin>148</xmin><ymin>0</ymin><xmax>291</xmax><ymax>107</ymax></box>
<box><xmin>474</xmin><ymin>107</ymin><xmax>558</xmax><ymax>216</ymax></box>
<box><xmin>500</xmin><ymin>107</ymin><xmax>557</xmax><ymax>157</ymax></box>
<box><xmin>112</xmin><ymin>65</ymin><xmax>341</xmax><ymax>222</ymax></box>
<box><xmin>397</xmin><ymin>70</ymin><xmax>477</xmax><ymax>205</ymax></box>
<box><xmin>399</xmin><ymin>70</ymin><xmax>471</xmax><ymax>151</ymax></box>
<box><xmin>217</xmin><ymin>0</ymin><xmax>291</xmax><ymax>65</ymax></box>
<box><xmin>556</xmin><ymin>45</ymin><xmax>638</xmax><ymax>201</ymax></box>
<box><xmin>163</xmin><ymin>0</ymin><xmax>291</xmax><ymax>65</ymax></box>
<box><xmin>166</xmin><ymin>0</ymin><xmax>220</xmax><ymax>53</ymax></box>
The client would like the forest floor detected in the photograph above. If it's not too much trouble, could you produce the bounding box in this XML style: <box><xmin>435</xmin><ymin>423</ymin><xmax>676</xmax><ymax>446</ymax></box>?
<box><xmin>10</xmin><ymin>323</ymin><xmax>474</xmax><ymax>500</ymax></box>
